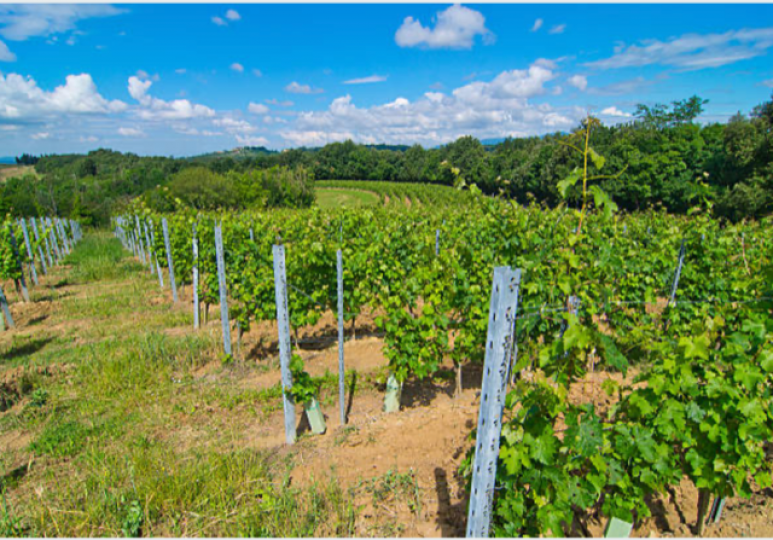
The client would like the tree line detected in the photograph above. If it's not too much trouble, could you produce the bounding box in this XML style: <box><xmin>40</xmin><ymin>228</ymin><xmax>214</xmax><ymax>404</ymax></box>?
<box><xmin>1</xmin><ymin>93</ymin><xmax>771</xmax><ymax>226</ymax></box>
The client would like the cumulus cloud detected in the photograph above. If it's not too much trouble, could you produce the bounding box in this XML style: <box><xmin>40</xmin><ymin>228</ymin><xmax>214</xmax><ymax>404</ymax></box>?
<box><xmin>600</xmin><ymin>106</ymin><xmax>632</xmax><ymax>117</ymax></box>
<box><xmin>343</xmin><ymin>74</ymin><xmax>388</xmax><ymax>85</ymax></box>
<box><xmin>0</xmin><ymin>5</ymin><xmax>123</xmax><ymax>42</ymax></box>
<box><xmin>31</xmin><ymin>131</ymin><xmax>50</xmax><ymax>140</ymax></box>
<box><xmin>549</xmin><ymin>24</ymin><xmax>566</xmax><ymax>35</ymax></box>
<box><xmin>212</xmin><ymin>9</ymin><xmax>240</xmax><ymax>27</ymax></box>
<box><xmin>587</xmin><ymin>27</ymin><xmax>773</xmax><ymax>71</ymax></box>
<box><xmin>79</xmin><ymin>135</ymin><xmax>98</xmax><ymax>142</ymax></box>
<box><xmin>279</xmin><ymin>62</ymin><xmax>577</xmax><ymax>147</ymax></box>
<box><xmin>248</xmin><ymin>102</ymin><xmax>269</xmax><ymax>114</ymax></box>
<box><xmin>395</xmin><ymin>4</ymin><xmax>494</xmax><ymax>49</ymax></box>
<box><xmin>213</xmin><ymin>116</ymin><xmax>257</xmax><ymax>134</ymax></box>
<box><xmin>567</xmin><ymin>75</ymin><xmax>588</xmax><ymax>91</ymax></box>
<box><xmin>0</xmin><ymin>72</ymin><xmax>127</xmax><ymax>120</ymax></box>
<box><xmin>531</xmin><ymin>19</ymin><xmax>543</xmax><ymax>32</ymax></box>
<box><xmin>230</xmin><ymin>62</ymin><xmax>244</xmax><ymax>73</ymax></box>
<box><xmin>0</xmin><ymin>40</ymin><xmax>15</xmax><ymax>61</ymax></box>
<box><xmin>118</xmin><ymin>126</ymin><xmax>144</xmax><ymax>137</ymax></box>
<box><xmin>127</xmin><ymin>75</ymin><xmax>215</xmax><ymax>121</ymax></box>
<box><xmin>285</xmin><ymin>81</ymin><xmax>323</xmax><ymax>94</ymax></box>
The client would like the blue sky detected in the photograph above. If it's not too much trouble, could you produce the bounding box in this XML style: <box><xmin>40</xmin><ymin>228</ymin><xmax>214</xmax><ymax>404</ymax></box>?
<box><xmin>1</xmin><ymin>3</ymin><xmax>773</xmax><ymax>156</ymax></box>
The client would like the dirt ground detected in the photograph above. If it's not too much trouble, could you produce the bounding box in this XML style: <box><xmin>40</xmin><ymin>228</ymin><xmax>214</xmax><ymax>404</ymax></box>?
<box><xmin>3</xmin><ymin>257</ymin><xmax>773</xmax><ymax>537</ymax></box>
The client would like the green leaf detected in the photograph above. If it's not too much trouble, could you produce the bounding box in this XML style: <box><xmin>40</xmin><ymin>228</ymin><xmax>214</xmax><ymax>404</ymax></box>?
<box><xmin>557</xmin><ymin>168</ymin><xmax>581</xmax><ymax>199</ymax></box>
<box><xmin>588</xmin><ymin>147</ymin><xmax>606</xmax><ymax>170</ymax></box>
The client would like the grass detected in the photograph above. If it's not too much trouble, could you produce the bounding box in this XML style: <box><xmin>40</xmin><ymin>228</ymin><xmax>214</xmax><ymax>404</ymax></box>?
<box><xmin>0</xmin><ymin>166</ymin><xmax>37</xmax><ymax>183</ymax></box>
<box><xmin>0</xmin><ymin>232</ymin><xmax>362</xmax><ymax>537</ymax></box>
<box><xmin>315</xmin><ymin>188</ymin><xmax>380</xmax><ymax>209</ymax></box>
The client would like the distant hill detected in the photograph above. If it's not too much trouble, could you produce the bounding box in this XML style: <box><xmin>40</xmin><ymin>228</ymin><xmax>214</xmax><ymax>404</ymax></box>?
<box><xmin>188</xmin><ymin>146</ymin><xmax>278</xmax><ymax>162</ymax></box>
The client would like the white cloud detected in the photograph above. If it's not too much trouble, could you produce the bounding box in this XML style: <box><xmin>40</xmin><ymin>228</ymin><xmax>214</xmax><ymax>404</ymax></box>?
<box><xmin>531</xmin><ymin>18</ymin><xmax>543</xmax><ymax>32</ymax></box>
<box><xmin>0</xmin><ymin>5</ymin><xmax>123</xmax><ymax>42</ymax></box>
<box><xmin>212</xmin><ymin>9</ymin><xmax>240</xmax><ymax>27</ymax></box>
<box><xmin>127</xmin><ymin>75</ymin><xmax>215</xmax><ymax>121</ymax></box>
<box><xmin>285</xmin><ymin>81</ymin><xmax>323</xmax><ymax>94</ymax></box>
<box><xmin>587</xmin><ymin>27</ymin><xmax>773</xmax><ymax>71</ymax></box>
<box><xmin>567</xmin><ymin>75</ymin><xmax>587</xmax><ymax>91</ymax></box>
<box><xmin>0</xmin><ymin>40</ymin><xmax>15</xmax><ymax>61</ymax></box>
<box><xmin>31</xmin><ymin>131</ymin><xmax>50</xmax><ymax>140</ymax></box>
<box><xmin>344</xmin><ymin>74</ymin><xmax>388</xmax><ymax>85</ymax></box>
<box><xmin>79</xmin><ymin>135</ymin><xmax>97</xmax><ymax>142</ymax></box>
<box><xmin>763</xmin><ymin>79</ymin><xmax>773</xmax><ymax>88</ymax></box>
<box><xmin>213</xmin><ymin>116</ymin><xmax>256</xmax><ymax>134</ymax></box>
<box><xmin>395</xmin><ymin>4</ymin><xmax>494</xmax><ymax>49</ymax></box>
<box><xmin>252</xmin><ymin>69</ymin><xmax>262</xmax><ymax>77</ymax></box>
<box><xmin>248</xmin><ymin>102</ymin><xmax>269</xmax><ymax>114</ymax></box>
<box><xmin>549</xmin><ymin>24</ymin><xmax>566</xmax><ymax>35</ymax></box>
<box><xmin>600</xmin><ymin>106</ymin><xmax>632</xmax><ymax>117</ymax></box>
<box><xmin>118</xmin><ymin>126</ymin><xmax>144</xmax><ymax>137</ymax></box>
<box><xmin>0</xmin><ymin>72</ymin><xmax>127</xmax><ymax>120</ymax></box>
<box><xmin>230</xmin><ymin>62</ymin><xmax>244</xmax><ymax>73</ymax></box>
<box><xmin>266</xmin><ymin>98</ymin><xmax>294</xmax><ymax>107</ymax></box>
<box><xmin>279</xmin><ymin>62</ymin><xmax>576</xmax><ymax>147</ymax></box>
<box><xmin>175</xmin><ymin>68</ymin><xmax>186</xmax><ymax>75</ymax></box>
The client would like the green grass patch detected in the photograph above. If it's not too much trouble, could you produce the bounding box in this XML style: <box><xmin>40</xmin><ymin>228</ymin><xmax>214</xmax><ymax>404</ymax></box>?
<box><xmin>63</xmin><ymin>233</ymin><xmax>141</xmax><ymax>283</ymax></box>
<box><xmin>316</xmin><ymin>188</ymin><xmax>380</xmax><ymax>209</ymax></box>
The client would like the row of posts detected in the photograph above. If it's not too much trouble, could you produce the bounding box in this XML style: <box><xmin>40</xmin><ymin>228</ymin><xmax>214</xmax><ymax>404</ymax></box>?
<box><xmin>114</xmin><ymin>217</ymin><xmax>352</xmax><ymax>442</ymax></box>
<box><xmin>114</xmin><ymin>217</ymin><xmax>713</xmax><ymax>538</ymax></box>
<box><xmin>0</xmin><ymin>217</ymin><xmax>82</xmax><ymax>332</ymax></box>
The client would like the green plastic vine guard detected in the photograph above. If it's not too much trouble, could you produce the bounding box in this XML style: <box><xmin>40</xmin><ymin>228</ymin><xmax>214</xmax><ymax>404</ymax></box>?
<box><xmin>305</xmin><ymin>397</ymin><xmax>327</xmax><ymax>435</ymax></box>
<box><xmin>604</xmin><ymin>517</ymin><xmax>633</xmax><ymax>538</ymax></box>
<box><xmin>384</xmin><ymin>373</ymin><xmax>401</xmax><ymax>413</ymax></box>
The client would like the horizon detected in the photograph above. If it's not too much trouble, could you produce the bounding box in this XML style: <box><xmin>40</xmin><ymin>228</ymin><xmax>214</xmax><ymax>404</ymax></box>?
<box><xmin>1</xmin><ymin>4</ymin><xmax>773</xmax><ymax>157</ymax></box>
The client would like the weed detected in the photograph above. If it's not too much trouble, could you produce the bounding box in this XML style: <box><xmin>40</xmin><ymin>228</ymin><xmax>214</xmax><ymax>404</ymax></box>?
<box><xmin>120</xmin><ymin>498</ymin><xmax>143</xmax><ymax>537</ymax></box>
<box><xmin>334</xmin><ymin>425</ymin><xmax>359</xmax><ymax>446</ymax></box>
<box><xmin>0</xmin><ymin>493</ymin><xmax>22</xmax><ymax>537</ymax></box>
<box><xmin>28</xmin><ymin>388</ymin><xmax>48</xmax><ymax>408</ymax></box>
<box><xmin>29</xmin><ymin>420</ymin><xmax>90</xmax><ymax>457</ymax></box>
<box><xmin>366</xmin><ymin>468</ymin><xmax>422</xmax><ymax>517</ymax></box>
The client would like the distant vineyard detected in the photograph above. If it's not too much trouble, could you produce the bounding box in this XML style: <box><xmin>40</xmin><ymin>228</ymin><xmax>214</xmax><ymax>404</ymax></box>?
<box><xmin>315</xmin><ymin>180</ymin><xmax>475</xmax><ymax>206</ymax></box>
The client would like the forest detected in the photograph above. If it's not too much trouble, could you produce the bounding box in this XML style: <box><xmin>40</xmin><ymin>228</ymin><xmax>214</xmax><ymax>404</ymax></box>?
<box><xmin>1</xmin><ymin>94</ymin><xmax>771</xmax><ymax>226</ymax></box>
